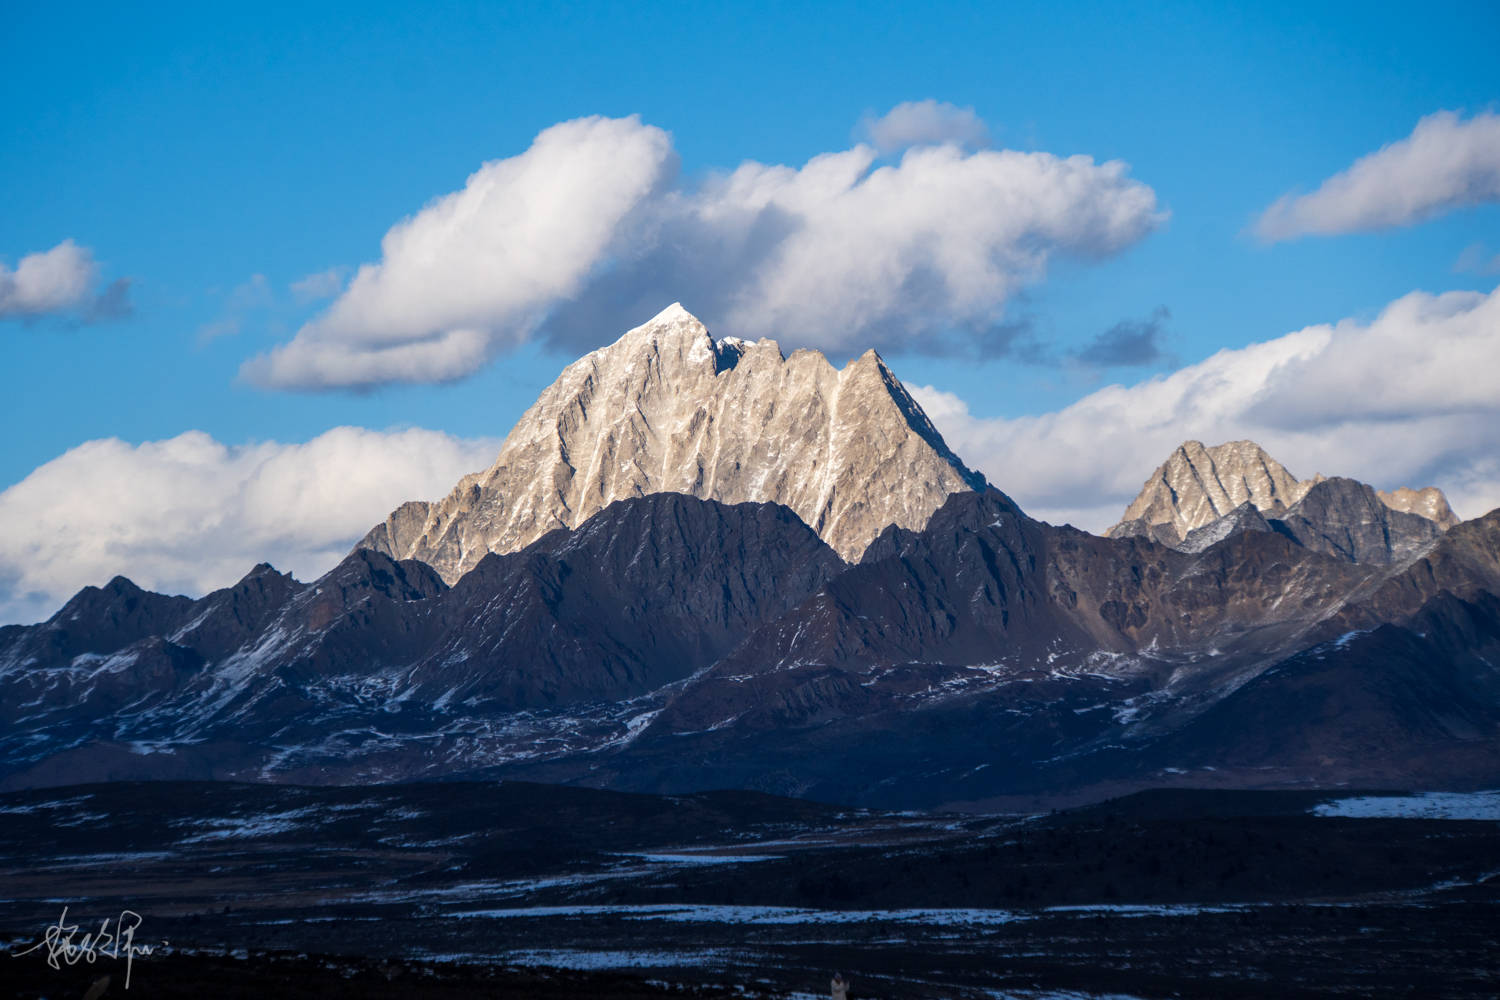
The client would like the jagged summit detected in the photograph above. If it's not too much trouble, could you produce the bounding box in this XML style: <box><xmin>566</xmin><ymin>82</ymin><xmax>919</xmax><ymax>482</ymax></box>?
<box><xmin>1108</xmin><ymin>440</ymin><xmax>1317</xmax><ymax>547</ymax></box>
<box><xmin>359</xmin><ymin>304</ymin><xmax>985</xmax><ymax>578</ymax></box>
<box><xmin>1109</xmin><ymin>439</ymin><xmax>1459</xmax><ymax>563</ymax></box>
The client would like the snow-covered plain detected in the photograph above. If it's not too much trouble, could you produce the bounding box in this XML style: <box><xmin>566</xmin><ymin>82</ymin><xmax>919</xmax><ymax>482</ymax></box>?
<box><xmin>448</xmin><ymin>902</ymin><xmax>1031</xmax><ymax>926</ymax></box>
<box><xmin>1312</xmin><ymin>791</ymin><xmax>1500</xmax><ymax>820</ymax></box>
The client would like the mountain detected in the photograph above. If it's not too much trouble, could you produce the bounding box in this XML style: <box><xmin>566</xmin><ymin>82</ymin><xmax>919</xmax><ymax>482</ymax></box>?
<box><xmin>1109</xmin><ymin>440</ymin><xmax>1458</xmax><ymax>564</ymax></box>
<box><xmin>358</xmin><ymin>303</ymin><xmax>985</xmax><ymax>575</ymax></box>
<box><xmin>1108</xmin><ymin>440</ymin><xmax>1315</xmax><ymax>546</ymax></box>
<box><xmin>4</xmin><ymin>325</ymin><xmax>1497</xmax><ymax>806</ymax></box>
<box><xmin>403</xmin><ymin>494</ymin><xmax>844</xmax><ymax>710</ymax></box>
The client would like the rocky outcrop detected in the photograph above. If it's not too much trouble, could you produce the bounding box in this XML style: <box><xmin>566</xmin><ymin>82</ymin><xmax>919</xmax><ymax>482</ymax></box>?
<box><xmin>1271</xmin><ymin>477</ymin><xmax>1444</xmax><ymax>565</ymax></box>
<box><xmin>359</xmin><ymin>501</ymin><xmax>436</xmax><ymax>567</ymax></box>
<box><xmin>1378</xmin><ymin>486</ymin><xmax>1461</xmax><ymax>529</ymax></box>
<box><xmin>1108</xmin><ymin>441</ymin><xmax>1314</xmax><ymax>547</ymax></box>
<box><xmin>1176</xmin><ymin>501</ymin><xmax>1274</xmax><ymax>554</ymax></box>
<box><xmin>357</xmin><ymin>303</ymin><xmax>984</xmax><ymax>577</ymax></box>
<box><xmin>1109</xmin><ymin>440</ymin><xmax>1459</xmax><ymax>563</ymax></box>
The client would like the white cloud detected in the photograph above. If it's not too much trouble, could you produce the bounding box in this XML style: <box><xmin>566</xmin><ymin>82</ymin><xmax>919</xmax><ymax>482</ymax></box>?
<box><xmin>1255</xmin><ymin>110</ymin><xmax>1500</xmax><ymax>242</ymax></box>
<box><xmin>0</xmin><ymin>427</ymin><xmax>501</xmax><ymax>625</ymax></box>
<box><xmin>290</xmin><ymin>266</ymin><xmax>349</xmax><ymax>303</ymax></box>
<box><xmin>244</xmin><ymin>113</ymin><xmax>1162</xmax><ymax>389</ymax></box>
<box><xmin>914</xmin><ymin>283</ymin><xmax>1500</xmax><ymax>531</ymax></box>
<box><xmin>243</xmin><ymin>115</ymin><xmax>677</xmax><ymax>389</ymax></box>
<box><xmin>0</xmin><ymin>240</ymin><xmax>98</xmax><ymax>318</ymax></box>
<box><xmin>858</xmin><ymin>99</ymin><xmax>991</xmax><ymax>152</ymax></box>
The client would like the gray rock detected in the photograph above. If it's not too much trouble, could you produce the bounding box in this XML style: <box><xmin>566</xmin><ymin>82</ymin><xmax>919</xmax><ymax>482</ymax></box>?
<box><xmin>1270</xmin><ymin>477</ymin><xmax>1444</xmax><ymax>565</ymax></box>
<box><xmin>1177</xmin><ymin>501</ymin><xmax>1274</xmax><ymax>554</ymax></box>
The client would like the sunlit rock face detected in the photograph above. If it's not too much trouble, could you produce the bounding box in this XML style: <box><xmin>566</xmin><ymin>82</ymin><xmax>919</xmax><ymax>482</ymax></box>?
<box><xmin>1108</xmin><ymin>439</ymin><xmax>1457</xmax><ymax>563</ymax></box>
<box><xmin>358</xmin><ymin>303</ymin><xmax>984</xmax><ymax>579</ymax></box>
<box><xmin>1107</xmin><ymin>440</ymin><xmax>1316</xmax><ymax>547</ymax></box>
<box><xmin>1378</xmin><ymin>486</ymin><xmax>1461</xmax><ymax>530</ymax></box>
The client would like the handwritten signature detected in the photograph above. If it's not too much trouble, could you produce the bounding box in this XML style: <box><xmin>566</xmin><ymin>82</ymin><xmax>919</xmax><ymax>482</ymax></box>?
<box><xmin>13</xmin><ymin>906</ymin><xmax>164</xmax><ymax>989</ymax></box>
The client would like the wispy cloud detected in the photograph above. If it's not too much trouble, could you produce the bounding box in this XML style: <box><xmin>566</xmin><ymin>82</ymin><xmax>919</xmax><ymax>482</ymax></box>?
<box><xmin>1455</xmin><ymin>243</ymin><xmax>1500</xmax><ymax>275</ymax></box>
<box><xmin>1255</xmin><ymin>110</ymin><xmax>1500</xmax><ymax>242</ymax></box>
<box><xmin>1072</xmin><ymin>307</ymin><xmax>1171</xmax><ymax>367</ymax></box>
<box><xmin>196</xmin><ymin>274</ymin><xmax>273</xmax><ymax>343</ymax></box>
<box><xmin>242</xmin><ymin>112</ymin><xmax>1164</xmax><ymax>390</ymax></box>
<box><xmin>290</xmin><ymin>266</ymin><xmax>349</xmax><ymax>303</ymax></box>
<box><xmin>85</xmin><ymin>278</ymin><xmax>133</xmax><ymax>322</ymax></box>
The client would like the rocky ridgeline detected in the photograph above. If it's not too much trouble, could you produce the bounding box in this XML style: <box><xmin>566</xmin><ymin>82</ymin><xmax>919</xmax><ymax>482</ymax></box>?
<box><xmin>358</xmin><ymin>303</ymin><xmax>985</xmax><ymax>578</ymax></box>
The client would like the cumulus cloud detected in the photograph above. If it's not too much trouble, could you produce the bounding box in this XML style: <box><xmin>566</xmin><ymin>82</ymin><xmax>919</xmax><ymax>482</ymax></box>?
<box><xmin>244</xmin><ymin>112</ymin><xmax>1162</xmax><ymax>390</ymax></box>
<box><xmin>243</xmin><ymin>116</ymin><xmax>677</xmax><ymax>389</ymax></box>
<box><xmin>1255</xmin><ymin>110</ymin><xmax>1500</xmax><ymax>242</ymax></box>
<box><xmin>0</xmin><ymin>240</ymin><xmax>126</xmax><ymax>320</ymax></box>
<box><xmin>0</xmin><ymin>427</ymin><xmax>500</xmax><ymax>625</ymax></box>
<box><xmin>913</xmin><ymin>283</ymin><xmax>1500</xmax><ymax>531</ymax></box>
<box><xmin>858</xmin><ymin>99</ymin><xmax>991</xmax><ymax>153</ymax></box>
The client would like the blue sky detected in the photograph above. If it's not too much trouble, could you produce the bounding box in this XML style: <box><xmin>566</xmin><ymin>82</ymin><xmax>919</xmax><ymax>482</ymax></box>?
<box><xmin>2</xmin><ymin>0</ymin><xmax>1498</xmax><ymax>621</ymax></box>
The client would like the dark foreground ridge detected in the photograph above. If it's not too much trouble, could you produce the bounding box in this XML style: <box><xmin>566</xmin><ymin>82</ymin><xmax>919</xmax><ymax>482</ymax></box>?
<box><xmin>4</xmin><ymin>490</ymin><xmax>1499</xmax><ymax>806</ymax></box>
<box><xmin>2</xmin><ymin>781</ymin><xmax>1497</xmax><ymax>998</ymax></box>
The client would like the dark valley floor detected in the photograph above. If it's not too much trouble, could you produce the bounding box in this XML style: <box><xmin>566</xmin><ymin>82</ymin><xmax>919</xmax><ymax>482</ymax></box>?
<box><xmin>2</xmin><ymin>781</ymin><xmax>1497</xmax><ymax>999</ymax></box>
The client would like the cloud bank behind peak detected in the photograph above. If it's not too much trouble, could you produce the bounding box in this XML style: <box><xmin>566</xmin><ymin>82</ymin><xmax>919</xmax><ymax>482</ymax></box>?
<box><xmin>243</xmin><ymin>111</ymin><xmax>1164</xmax><ymax>390</ymax></box>
<box><xmin>0</xmin><ymin>427</ymin><xmax>501</xmax><ymax>626</ymax></box>
<box><xmin>916</xmin><ymin>282</ymin><xmax>1500</xmax><ymax>532</ymax></box>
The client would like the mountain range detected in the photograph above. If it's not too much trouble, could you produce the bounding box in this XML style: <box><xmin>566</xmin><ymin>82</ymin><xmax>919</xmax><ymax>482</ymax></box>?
<box><xmin>3</xmin><ymin>305</ymin><xmax>1496</xmax><ymax>807</ymax></box>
